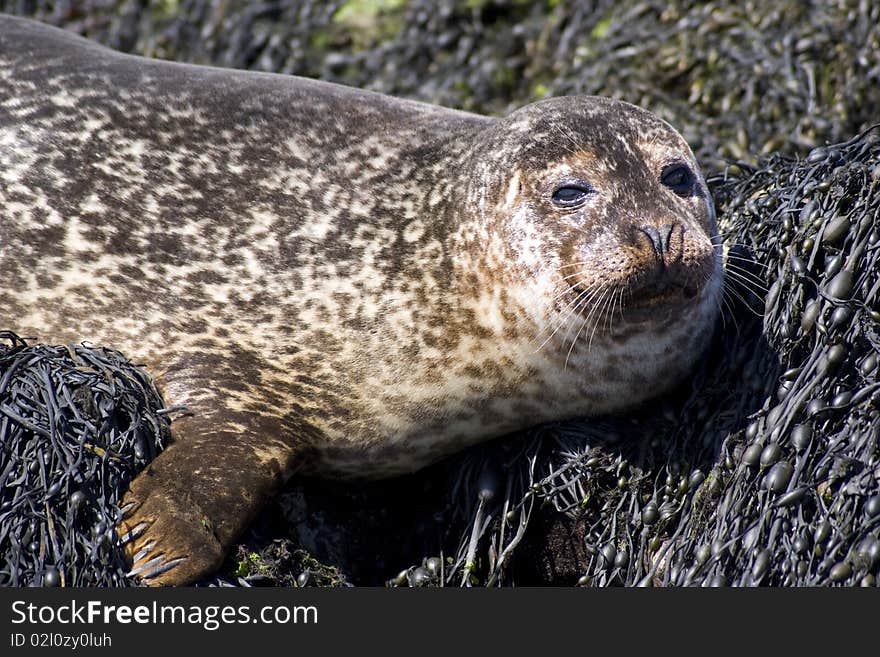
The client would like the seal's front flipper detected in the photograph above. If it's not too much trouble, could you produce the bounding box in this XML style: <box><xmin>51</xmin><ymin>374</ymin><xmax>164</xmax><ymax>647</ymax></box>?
<box><xmin>116</xmin><ymin>414</ymin><xmax>302</xmax><ymax>586</ymax></box>
<box><xmin>117</xmin><ymin>452</ymin><xmax>225</xmax><ymax>585</ymax></box>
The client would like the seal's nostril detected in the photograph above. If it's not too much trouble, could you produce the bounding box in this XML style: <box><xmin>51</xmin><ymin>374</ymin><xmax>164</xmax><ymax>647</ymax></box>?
<box><xmin>661</xmin><ymin>223</ymin><xmax>676</xmax><ymax>254</ymax></box>
<box><xmin>639</xmin><ymin>226</ymin><xmax>663</xmax><ymax>256</ymax></box>
<box><xmin>638</xmin><ymin>223</ymin><xmax>678</xmax><ymax>258</ymax></box>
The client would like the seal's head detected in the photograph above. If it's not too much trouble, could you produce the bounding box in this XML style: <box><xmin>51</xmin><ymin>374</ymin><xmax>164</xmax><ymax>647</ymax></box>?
<box><xmin>467</xmin><ymin>95</ymin><xmax>722</xmax><ymax>412</ymax></box>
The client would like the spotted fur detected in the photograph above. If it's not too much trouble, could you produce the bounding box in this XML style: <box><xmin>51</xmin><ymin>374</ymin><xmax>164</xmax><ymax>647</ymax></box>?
<box><xmin>0</xmin><ymin>15</ymin><xmax>722</xmax><ymax>584</ymax></box>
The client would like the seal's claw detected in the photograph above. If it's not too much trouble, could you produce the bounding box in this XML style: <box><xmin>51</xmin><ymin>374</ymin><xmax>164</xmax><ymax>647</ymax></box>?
<box><xmin>131</xmin><ymin>541</ymin><xmax>157</xmax><ymax>564</ymax></box>
<box><xmin>127</xmin><ymin>554</ymin><xmax>171</xmax><ymax>578</ymax></box>
<box><xmin>128</xmin><ymin>554</ymin><xmax>187</xmax><ymax>580</ymax></box>
<box><xmin>139</xmin><ymin>557</ymin><xmax>189</xmax><ymax>581</ymax></box>
<box><xmin>117</xmin><ymin>453</ymin><xmax>225</xmax><ymax>586</ymax></box>
<box><xmin>118</xmin><ymin>522</ymin><xmax>149</xmax><ymax>545</ymax></box>
<box><xmin>115</xmin><ymin>417</ymin><xmax>294</xmax><ymax>586</ymax></box>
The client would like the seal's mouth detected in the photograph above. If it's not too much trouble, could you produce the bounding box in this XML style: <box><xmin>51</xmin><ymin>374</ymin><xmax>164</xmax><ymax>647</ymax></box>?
<box><xmin>559</xmin><ymin>246</ymin><xmax>716</xmax><ymax>331</ymax></box>
<box><xmin>564</xmin><ymin>274</ymin><xmax>704</xmax><ymax>326</ymax></box>
<box><xmin>619</xmin><ymin>274</ymin><xmax>705</xmax><ymax>324</ymax></box>
<box><xmin>629</xmin><ymin>280</ymin><xmax>700</xmax><ymax>308</ymax></box>
<box><xmin>625</xmin><ymin>246</ymin><xmax>713</xmax><ymax>308</ymax></box>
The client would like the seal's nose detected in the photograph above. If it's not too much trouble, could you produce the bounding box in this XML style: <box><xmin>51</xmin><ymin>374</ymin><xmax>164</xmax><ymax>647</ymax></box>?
<box><xmin>637</xmin><ymin>223</ymin><xmax>678</xmax><ymax>260</ymax></box>
<box><xmin>625</xmin><ymin>221</ymin><xmax>710</xmax><ymax>310</ymax></box>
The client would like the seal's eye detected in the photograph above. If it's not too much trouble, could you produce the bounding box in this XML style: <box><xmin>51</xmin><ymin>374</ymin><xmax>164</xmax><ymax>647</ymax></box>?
<box><xmin>551</xmin><ymin>183</ymin><xmax>593</xmax><ymax>208</ymax></box>
<box><xmin>660</xmin><ymin>164</ymin><xmax>695</xmax><ymax>196</ymax></box>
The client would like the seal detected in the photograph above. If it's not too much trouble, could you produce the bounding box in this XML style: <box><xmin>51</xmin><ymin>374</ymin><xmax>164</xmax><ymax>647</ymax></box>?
<box><xmin>0</xmin><ymin>15</ymin><xmax>723</xmax><ymax>585</ymax></box>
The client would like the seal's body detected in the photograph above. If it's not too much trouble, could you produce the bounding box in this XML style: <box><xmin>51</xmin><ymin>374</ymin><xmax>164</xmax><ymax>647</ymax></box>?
<box><xmin>0</xmin><ymin>15</ymin><xmax>722</xmax><ymax>584</ymax></box>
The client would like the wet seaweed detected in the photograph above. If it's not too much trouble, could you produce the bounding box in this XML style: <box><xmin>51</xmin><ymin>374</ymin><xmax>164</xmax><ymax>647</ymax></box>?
<box><xmin>0</xmin><ymin>335</ymin><xmax>172</xmax><ymax>587</ymax></box>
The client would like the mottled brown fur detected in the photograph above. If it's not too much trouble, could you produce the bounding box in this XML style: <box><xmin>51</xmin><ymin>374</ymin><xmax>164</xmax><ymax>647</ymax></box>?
<box><xmin>0</xmin><ymin>15</ymin><xmax>722</xmax><ymax>584</ymax></box>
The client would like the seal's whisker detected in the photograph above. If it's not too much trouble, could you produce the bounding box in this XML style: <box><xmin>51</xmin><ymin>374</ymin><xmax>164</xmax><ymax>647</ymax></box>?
<box><xmin>548</xmin><ymin>282</ymin><xmax>581</xmax><ymax>306</ymax></box>
<box><xmin>612</xmin><ymin>288</ymin><xmax>624</xmax><ymax>328</ymax></box>
<box><xmin>598</xmin><ymin>290</ymin><xmax>611</xmax><ymax>339</ymax></box>
<box><xmin>609</xmin><ymin>289</ymin><xmax>623</xmax><ymax>337</ymax></box>
<box><xmin>719</xmin><ymin>242</ymin><xmax>771</xmax><ymax>271</ymax></box>
<box><xmin>541</xmin><ymin>280</ymin><xmax>588</xmax><ymax>324</ymax></box>
<box><xmin>725</xmin><ymin>244</ymin><xmax>757</xmax><ymax>257</ymax></box>
<box><xmin>719</xmin><ymin>291</ymin><xmax>739</xmax><ymax>336</ymax></box>
<box><xmin>724</xmin><ymin>254</ymin><xmax>771</xmax><ymax>276</ymax></box>
<box><xmin>617</xmin><ymin>287</ymin><xmax>628</xmax><ymax>323</ymax></box>
<box><xmin>552</xmin><ymin>272</ymin><xmax>605</xmax><ymax>300</ymax></box>
<box><xmin>583</xmin><ymin>286</ymin><xmax>613</xmax><ymax>353</ymax></box>
<box><xmin>557</xmin><ymin>270</ymin><xmax>598</xmax><ymax>286</ymax></box>
<box><xmin>549</xmin><ymin>120</ymin><xmax>575</xmax><ymax>154</ymax></box>
<box><xmin>547</xmin><ymin>278</ymin><xmax>596</xmax><ymax>321</ymax></box>
<box><xmin>557</xmin><ymin>261</ymin><xmax>597</xmax><ymax>270</ymax></box>
<box><xmin>564</xmin><ymin>305</ymin><xmax>593</xmax><ymax>370</ymax></box>
<box><xmin>713</xmin><ymin>231</ymin><xmax>748</xmax><ymax>243</ymax></box>
<box><xmin>724</xmin><ymin>260</ymin><xmax>772</xmax><ymax>280</ymax></box>
<box><xmin>544</xmin><ymin>272</ymin><xmax>603</xmax><ymax>320</ymax></box>
<box><xmin>595</xmin><ymin>288</ymin><xmax>618</xmax><ymax>347</ymax></box>
<box><xmin>722</xmin><ymin>280</ymin><xmax>765</xmax><ymax>317</ymax></box>
<box><xmin>724</xmin><ymin>256</ymin><xmax>769</xmax><ymax>280</ymax></box>
<box><xmin>723</xmin><ymin>273</ymin><xmax>769</xmax><ymax>300</ymax></box>
<box><xmin>724</xmin><ymin>265</ymin><xmax>769</xmax><ymax>294</ymax></box>
<box><xmin>726</xmin><ymin>259</ymin><xmax>769</xmax><ymax>280</ymax></box>
<box><xmin>554</xmin><ymin>297</ymin><xmax>594</xmax><ymax>362</ymax></box>
<box><xmin>702</xmin><ymin>269</ymin><xmax>734</xmax><ymax>335</ymax></box>
<box><xmin>535</xmin><ymin>283</ymin><xmax>597</xmax><ymax>352</ymax></box>
<box><xmin>555</xmin><ymin>284</ymin><xmax>603</xmax><ymax>363</ymax></box>
<box><xmin>601</xmin><ymin>288</ymin><xmax>617</xmax><ymax>337</ymax></box>
<box><xmin>559</xmin><ymin>285</ymin><xmax>607</xmax><ymax>357</ymax></box>
<box><xmin>566</xmin><ymin>286</ymin><xmax>610</xmax><ymax>367</ymax></box>
<box><xmin>720</xmin><ymin>286</ymin><xmax>745</xmax><ymax>333</ymax></box>
<box><xmin>718</xmin><ymin>272</ymin><xmax>739</xmax><ymax>336</ymax></box>
<box><xmin>545</xmin><ymin>287</ymin><xmax>595</xmax><ymax>320</ymax></box>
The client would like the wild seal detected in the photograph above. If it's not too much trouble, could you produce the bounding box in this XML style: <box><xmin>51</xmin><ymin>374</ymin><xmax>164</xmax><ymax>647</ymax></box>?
<box><xmin>0</xmin><ymin>15</ymin><xmax>723</xmax><ymax>585</ymax></box>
